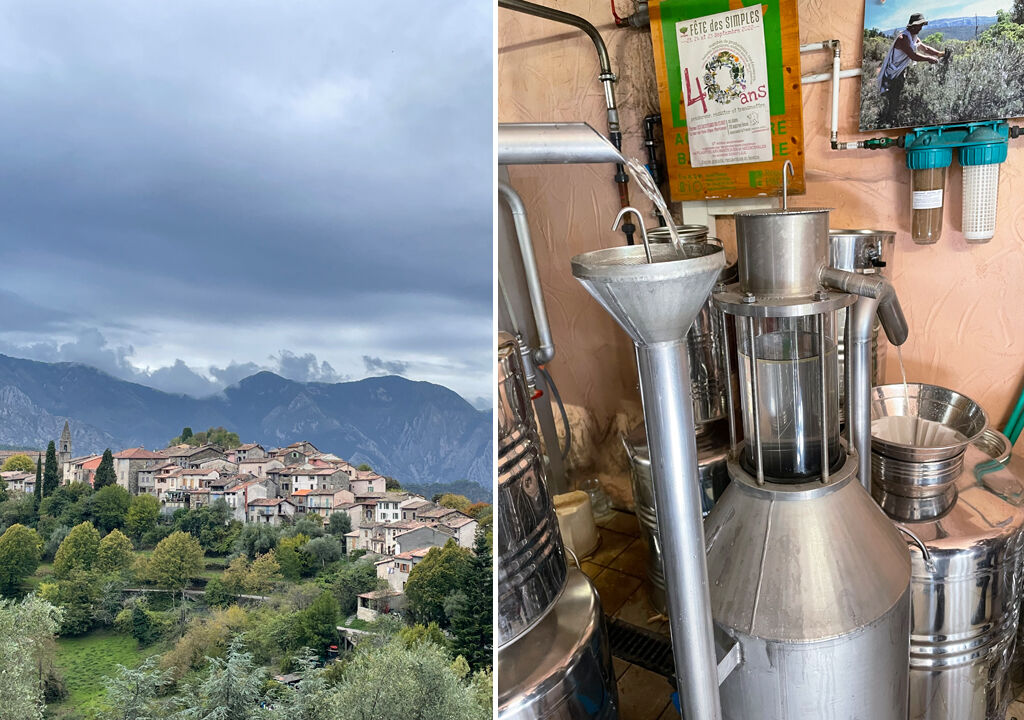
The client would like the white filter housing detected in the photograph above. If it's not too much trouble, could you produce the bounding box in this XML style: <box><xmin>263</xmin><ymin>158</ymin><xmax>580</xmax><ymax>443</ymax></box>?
<box><xmin>962</xmin><ymin>164</ymin><xmax>1000</xmax><ymax>242</ymax></box>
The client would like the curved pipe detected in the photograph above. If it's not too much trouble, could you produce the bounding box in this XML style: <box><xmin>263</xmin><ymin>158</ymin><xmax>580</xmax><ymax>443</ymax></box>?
<box><xmin>820</xmin><ymin>267</ymin><xmax>908</xmax><ymax>346</ymax></box>
<box><xmin>846</xmin><ymin>295</ymin><xmax>880</xmax><ymax>490</ymax></box>
<box><xmin>499</xmin><ymin>181</ymin><xmax>555</xmax><ymax>365</ymax></box>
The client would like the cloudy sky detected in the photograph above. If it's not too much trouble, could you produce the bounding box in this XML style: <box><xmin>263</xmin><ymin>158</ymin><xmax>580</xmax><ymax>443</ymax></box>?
<box><xmin>0</xmin><ymin>1</ymin><xmax>493</xmax><ymax>407</ymax></box>
<box><xmin>865</xmin><ymin>0</ymin><xmax>1004</xmax><ymax>31</ymax></box>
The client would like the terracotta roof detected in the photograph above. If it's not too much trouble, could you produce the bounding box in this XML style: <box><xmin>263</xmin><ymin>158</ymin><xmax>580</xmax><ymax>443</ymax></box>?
<box><xmin>443</xmin><ymin>515</ymin><xmax>477</xmax><ymax>529</ymax></box>
<box><xmin>83</xmin><ymin>457</ymin><xmax>103</xmax><ymax>470</ymax></box>
<box><xmin>291</xmin><ymin>489</ymin><xmax>313</xmax><ymax>496</ymax></box>
<box><xmin>237</xmin><ymin>443</ymin><xmax>262</xmax><ymax>451</ymax></box>
<box><xmin>344</xmin><ymin>530</ymin><xmax>359</xmax><ymax>537</ymax></box>
<box><xmin>248</xmin><ymin>497</ymin><xmax>292</xmax><ymax>507</ymax></box>
<box><xmin>113</xmin><ymin>448</ymin><xmax>166</xmax><ymax>460</ymax></box>
<box><xmin>395</xmin><ymin>547</ymin><xmax>434</xmax><ymax>560</ymax></box>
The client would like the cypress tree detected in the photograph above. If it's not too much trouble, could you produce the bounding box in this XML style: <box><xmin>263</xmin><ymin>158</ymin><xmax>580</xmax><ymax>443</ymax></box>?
<box><xmin>34</xmin><ymin>454</ymin><xmax>42</xmax><ymax>503</ymax></box>
<box><xmin>43</xmin><ymin>441</ymin><xmax>59</xmax><ymax>495</ymax></box>
<box><xmin>93</xmin><ymin>449</ymin><xmax>117</xmax><ymax>490</ymax></box>
<box><xmin>449</xmin><ymin>527</ymin><xmax>493</xmax><ymax>670</ymax></box>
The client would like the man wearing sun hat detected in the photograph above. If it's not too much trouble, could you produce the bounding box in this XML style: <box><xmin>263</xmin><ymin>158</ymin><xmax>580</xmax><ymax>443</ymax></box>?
<box><xmin>877</xmin><ymin>12</ymin><xmax>943</xmax><ymax>125</ymax></box>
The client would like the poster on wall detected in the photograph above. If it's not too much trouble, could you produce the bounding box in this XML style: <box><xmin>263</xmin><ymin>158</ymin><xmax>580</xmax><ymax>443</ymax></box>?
<box><xmin>676</xmin><ymin>7</ymin><xmax>774</xmax><ymax>167</ymax></box>
<box><xmin>650</xmin><ymin>0</ymin><xmax>805</xmax><ymax>202</ymax></box>
<box><xmin>859</xmin><ymin>0</ymin><xmax>1024</xmax><ymax>131</ymax></box>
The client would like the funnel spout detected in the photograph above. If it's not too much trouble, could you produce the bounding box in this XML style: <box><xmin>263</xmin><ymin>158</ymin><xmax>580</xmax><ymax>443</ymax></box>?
<box><xmin>498</xmin><ymin>122</ymin><xmax>625</xmax><ymax>165</ymax></box>
<box><xmin>820</xmin><ymin>267</ymin><xmax>908</xmax><ymax>345</ymax></box>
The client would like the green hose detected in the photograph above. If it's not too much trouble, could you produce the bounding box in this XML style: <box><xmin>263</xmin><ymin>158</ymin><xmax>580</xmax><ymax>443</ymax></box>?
<box><xmin>1005</xmin><ymin>383</ymin><xmax>1024</xmax><ymax>445</ymax></box>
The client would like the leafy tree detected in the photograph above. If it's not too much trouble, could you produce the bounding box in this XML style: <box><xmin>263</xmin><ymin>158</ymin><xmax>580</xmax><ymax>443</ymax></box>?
<box><xmin>96</xmin><ymin>529</ymin><xmax>135</xmax><ymax>575</ymax></box>
<box><xmin>266</xmin><ymin>653</ymin><xmax>334</xmax><ymax>720</ymax></box>
<box><xmin>247</xmin><ymin>551</ymin><xmax>282</xmax><ymax>595</ymax></box>
<box><xmin>329</xmin><ymin>637</ymin><xmax>483</xmax><ymax>720</ymax></box>
<box><xmin>326</xmin><ymin>512</ymin><xmax>351</xmax><ymax>538</ymax></box>
<box><xmin>302</xmin><ymin>536</ymin><xmax>343</xmax><ymax>569</ymax></box>
<box><xmin>449</xmin><ymin>529</ymin><xmax>492</xmax><ymax>670</ymax></box>
<box><xmin>34</xmin><ymin>454</ymin><xmax>41</xmax><ymax>505</ymax></box>
<box><xmin>93</xmin><ymin>449</ymin><xmax>117</xmax><ymax>490</ymax></box>
<box><xmin>39</xmin><ymin>569</ymin><xmax>102</xmax><ymax>635</ymax></box>
<box><xmin>437</xmin><ymin>493</ymin><xmax>472</xmax><ymax>513</ymax></box>
<box><xmin>54</xmin><ymin>521</ymin><xmax>101</xmax><ymax>579</ymax></box>
<box><xmin>404</xmin><ymin>540</ymin><xmax>474</xmax><ymax>627</ymax></box>
<box><xmin>397</xmin><ymin>622</ymin><xmax>448</xmax><ymax>651</ymax></box>
<box><xmin>180</xmin><ymin>427</ymin><xmax>194</xmax><ymax>442</ymax></box>
<box><xmin>39</xmin><ymin>482</ymin><xmax>93</xmax><ymax>527</ymax></box>
<box><xmin>330</xmin><ymin>560</ymin><xmax>382</xmax><ymax>616</ymax></box>
<box><xmin>355</xmin><ymin>463</ymin><xmax>372</xmax><ymax>472</ymax></box>
<box><xmin>184</xmin><ymin>636</ymin><xmax>267</xmax><ymax>719</ymax></box>
<box><xmin>93</xmin><ymin>485</ymin><xmax>132</xmax><ymax>533</ymax></box>
<box><xmin>0</xmin><ymin>524</ymin><xmax>42</xmax><ymax>595</ymax></box>
<box><xmin>232</xmin><ymin>522</ymin><xmax>280</xmax><ymax>559</ymax></box>
<box><xmin>170</xmin><ymin>426</ymin><xmax>241</xmax><ymax>449</ymax></box>
<box><xmin>99</xmin><ymin>656</ymin><xmax>171</xmax><ymax>720</ymax></box>
<box><xmin>277</xmin><ymin>533</ymin><xmax>312</xmax><ymax>580</ymax></box>
<box><xmin>176</xmin><ymin>500</ymin><xmax>237</xmax><ymax>553</ymax></box>
<box><xmin>42</xmin><ymin>524</ymin><xmax>70</xmax><ymax>561</ymax></box>
<box><xmin>126</xmin><ymin>494</ymin><xmax>161</xmax><ymax>541</ymax></box>
<box><xmin>0</xmin><ymin>492</ymin><xmax>38</xmax><ymax>528</ymax></box>
<box><xmin>1015</xmin><ymin>0</ymin><xmax>1024</xmax><ymax>25</ymax></box>
<box><xmin>203</xmin><ymin>577</ymin><xmax>235</xmax><ymax>608</ymax></box>
<box><xmin>129</xmin><ymin>603</ymin><xmax>157</xmax><ymax>646</ymax></box>
<box><xmin>0</xmin><ymin>475</ymin><xmax>6</xmax><ymax>504</ymax></box>
<box><xmin>284</xmin><ymin>516</ymin><xmax>326</xmax><ymax>539</ymax></box>
<box><xmin>384</xmin><ymin>476</ymin><xmax>402</xmax><ymax>491</ymax></box>
<box><xmin>0</xmin><ymin>595</ymin><xmax>63</xmax><ymax>720</ymax></box>
<box><xmin>42</xmin><ymin>442</ymin><xmax>59</xmax><ymax>496</ymax></box>
<box><xmin>297</xmin><ymin>591</ymin><xmax>339</xmax><ymax>653</ymax></box>
<box><xmin>145</xmin><ymin>531</ymin><xmax>204</xmax><ymax>593</ymax></box>
<box><xmin>1</xmin><ymin>454</ymin><xmax>36</xmax><ymax>473</ymax></box>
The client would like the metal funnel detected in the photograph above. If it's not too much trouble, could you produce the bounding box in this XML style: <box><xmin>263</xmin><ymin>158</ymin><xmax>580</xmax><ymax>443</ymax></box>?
<box><xmin>571</xmin><ymin>243</ymin><xmax>726</xmax><ymax>346</ymax></box>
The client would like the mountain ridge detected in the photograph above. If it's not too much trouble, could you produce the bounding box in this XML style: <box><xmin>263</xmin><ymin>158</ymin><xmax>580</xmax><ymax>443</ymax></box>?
<box><xmin>0</xmin><ymin>354</ymin><xmax>491</xmax><ymax>490</ymax></box>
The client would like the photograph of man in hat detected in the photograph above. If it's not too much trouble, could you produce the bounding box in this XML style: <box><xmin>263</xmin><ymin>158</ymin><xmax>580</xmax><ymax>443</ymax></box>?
<box><xmin>876</xmin><ymin>13</ymin><xmax>944</xmax><ymax>125</ymax></box>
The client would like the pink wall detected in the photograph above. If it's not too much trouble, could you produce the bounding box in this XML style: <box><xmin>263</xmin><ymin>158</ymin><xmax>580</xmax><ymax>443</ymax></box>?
<box><xmin>499</xmin><ymin>0</ymin><xmax>1024</xmax><ymax>442</ymax></box>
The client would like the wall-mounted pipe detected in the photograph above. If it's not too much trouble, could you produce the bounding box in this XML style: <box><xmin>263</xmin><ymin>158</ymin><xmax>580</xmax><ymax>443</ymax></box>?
<box><xmin>498</xmin><ymin>0</ymin><xmax>634</xmax><ymax>241</ymax></box>
<box><xmin>499</xmin><ymin>181</ymin><xmax>556</xmax><ymax>365</ymax></box>
<box><xmin>498</xmin><ymin>122</ymin><xmax>625</xmax><ymax>165</ymax></box>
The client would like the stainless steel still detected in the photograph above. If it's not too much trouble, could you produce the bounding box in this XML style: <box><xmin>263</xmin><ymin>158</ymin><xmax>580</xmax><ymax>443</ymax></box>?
<box><xmin>498</xmin><ymin>568</ymin><xmax>619</xmax><ymax>720</ymax></box>
<box><xmin>573</xmin><ymin>238</ymin><xmax>726</xmax><ymax>720</ymax></box>
<box><xmin>708</xmin><ymin>207</ymin><xmax>912</xmax><ymax>719</ymax></box>
<box><xmin>828</xmin><ymin>229</ymin><xmax>894</xmax><ymax>422</ymax></box>
<box><xmin>623</xmin><ymin>425</ymin><xmax>729</xmax><ymax>616</ymax></box>
<box><xmin>869</xmin><ymin>386</ymin><xmax>1024</xmax><ymax>720</ymax></box>
<box><xmin>498</xmin><ymin>332</ymin><xmax>567</xmax><ymax>647</ymax></box>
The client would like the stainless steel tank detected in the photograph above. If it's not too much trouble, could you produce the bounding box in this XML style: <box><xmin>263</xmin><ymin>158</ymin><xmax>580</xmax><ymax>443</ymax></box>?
<box><xmin>649</xmin><ymin>226</ymin><xmax>737</xmax><ymax>427</ymax></box>
<box><xmin>622</xmin><ymin>424</ymin><xmax>729</xmax><ymax>615</ymax></box>
<box><xmin>870</xmin><ymin>383</ymin><xmax>1024</xmax><ymax>720</ymax></box>
<box><xmin>828</xmin><ymin>229</ymin><xmax>895</xmax><ymax>421</ymax></box>
<box><xmin>498</xmin><ymin>569</ymin><xmax>619</xmax><ymax>720</ymax></box>
<box><xmin>498</xmin><ymin>332</ymin><xmax>567</xmax><ymax>646</ymax></box>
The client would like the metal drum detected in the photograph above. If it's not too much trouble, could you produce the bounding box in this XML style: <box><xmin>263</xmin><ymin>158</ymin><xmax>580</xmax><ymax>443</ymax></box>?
<box><xmin>498</xmin><ymin>569</ymin><xmax>619</xmax><ymax>720</ymax></box>
<box><xmin>828</xmin><ymin>229</ymin><xmax>894</xmax><ymax>421</ymax></box>
<box><xmin>622</xmin><ymin>424</ymin><xmax>730</xmax><ymax>615</ymax></box>
<box><xmin>870</xmin><ymin>384</ymin><xmax>1024</xmax><ymax>720</ymax></box>
<box><xmin>649</xmin><ymin>226</ymin><xmax>738</xmax><ymax>426</ymax></box>
<box><xmin>498</xmin><ymin>332</ymin><xmax>567</xmax><ymax>647</ymax></box>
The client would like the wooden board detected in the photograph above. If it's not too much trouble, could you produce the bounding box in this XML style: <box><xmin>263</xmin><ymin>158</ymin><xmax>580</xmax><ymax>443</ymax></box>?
<box><xmin>650</xmin><ymin>0</ymin><xmax>806</xmax><ymax>202</ymax></box>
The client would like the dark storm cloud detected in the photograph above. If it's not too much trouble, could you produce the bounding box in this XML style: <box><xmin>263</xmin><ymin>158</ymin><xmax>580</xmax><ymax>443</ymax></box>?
<box><xmin>362</xmin><ymin>356</ymin><xmax>410</xmax><ymax>376</ymax></box>
<box><xmin>0</xmin><ymin>0</ymin><xmax>492</xmax><ymax>400</ymax></box>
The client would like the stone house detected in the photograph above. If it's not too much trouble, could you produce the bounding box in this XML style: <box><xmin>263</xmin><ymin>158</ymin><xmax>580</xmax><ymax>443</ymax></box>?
<box><xmin>62</xmin><ymin>455</ymin><xmax>101</xmax><ymax>486</ymax></box>
<box><xmin>356</xmin><ymin>589</ymin><xmax>403</xmax><ymax>622</ymax></box>
<box><xmin>113</xmin><ymin>448</ymin><xmax>166</xmax><ymax>494</ymax></box>
<box><xmin>247</xmin><ymin>497</ymin><xmax>296</xmax><ymax>525</ymax></box>
<box><xmin>394</xmin><ymin>525</ymin><xmax>455</xmax><ymax>555</ymax></box>
<box><xmin>222</xmin><ymin>478</ymin><xmax>273</xmax><ymax>523</ymax></box>
<box><xmin>400</xmin><ymin>498</ymin><xmax>435</xmax><ymax>521</ymax></box>
<box><xmin>348</xmin><ymin>470</ymin><xmax>387</xmax><ymax>495</ymax></box>
<box><xmin>440</xmin><ymin>513</ymin><xmax>480</xmax><ymax>548</ymax></box>
<box><xmin>162</xmin><ymin>444</ymin><xmax>226</xmax><ymax>468</ymax></box>
<box><xmin>238</xmin><ymin>456</ymin><xmax>284</xmax><ymax>478</ymax></box>
<box><xmin>230</xmin><ymin>443</ymin><xmax>266</xmax><ymax>463</ymax></box>
<box><xmin>376</xmin><ymin>546</ymin><xmax>433</xmax><ymax>592</ymax></box>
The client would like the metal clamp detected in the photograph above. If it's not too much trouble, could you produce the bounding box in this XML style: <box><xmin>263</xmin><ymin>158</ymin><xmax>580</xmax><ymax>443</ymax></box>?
<box><xmin>612</xmin><ymin>206</ymin><xmax>652</xmax><ymax>262</ymax></box>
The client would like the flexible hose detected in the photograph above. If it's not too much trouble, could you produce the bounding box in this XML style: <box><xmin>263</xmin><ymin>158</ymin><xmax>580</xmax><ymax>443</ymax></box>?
<box><xmin>1003</xmin><ymin>383</ymin><xmax>1024</xmax><ymax>444</ymax></box>
<box><xmin>538</xmin><ymin>365</ymin><xmax>572</xmax><ymax>462</ymax></box>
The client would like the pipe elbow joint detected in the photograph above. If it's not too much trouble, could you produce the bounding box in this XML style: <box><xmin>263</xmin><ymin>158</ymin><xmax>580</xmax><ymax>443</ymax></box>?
<box><xmin>876</xmin><ymin>281</ymin><xmax>909</xmax><ymax>346</ymax></box>
<box><xmin>820</xmin><ymin>267</ymin><xmax>908</xmax><ymax>346</ymax></box>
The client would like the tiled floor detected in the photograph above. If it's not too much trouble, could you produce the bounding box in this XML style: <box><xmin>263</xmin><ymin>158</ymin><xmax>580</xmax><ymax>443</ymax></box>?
<box><xmin>583</xmin><ymin>510</ymin><xmax>1024</xmax><ymax>720</ymax></box>
<box><xmin>582</xmin><ymin>510</ymin><xmax>678</xmax><ymax>720</ymax></box>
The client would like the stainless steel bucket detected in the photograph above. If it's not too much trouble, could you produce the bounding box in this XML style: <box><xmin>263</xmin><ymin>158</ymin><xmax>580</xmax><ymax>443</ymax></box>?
<box><xmin>622</xmin><ymin>423</ymin><xmax>730</xmax><ymax>615</ymax></box>
<box><xmin>498</xmin><ymin>332</ymin><xmax>567</xmax><ymax>647</ymax></box>
<box><xmin>498</xmin><ymin>568</ymin><xmax>619</xmax><ymax>720</ymax></box>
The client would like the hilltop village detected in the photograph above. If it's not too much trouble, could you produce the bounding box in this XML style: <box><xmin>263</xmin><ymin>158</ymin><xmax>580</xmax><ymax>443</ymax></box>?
<box><xmin>0</xmin><ymin>424</ymin><xmax>481</xmax><ymax>609</ymax></box>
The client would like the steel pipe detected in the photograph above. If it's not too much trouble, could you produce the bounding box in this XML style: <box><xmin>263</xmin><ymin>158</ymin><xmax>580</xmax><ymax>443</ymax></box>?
<box><xmin>636</xmin><ymin>341</ymin><xmax>722</xmax><ymax>720</ymax></box>
<box><xmin>820</xmin><ymin>267</ymin><xmax>908</xmax><ymax>346</ymax></box>
<box><xmin>847</xmin><ymin>295</ymin><xmax>879</xmax><ymax>490</ymax></box>
<box><xmin>499</xmin><ymin>181</ymin><xmax>555</xmax><ymax>365</ymax></box>
<box><xmin>498</xmin><ymin>122</ymin><xmax>625</xmax><ymax>166</ymax></box>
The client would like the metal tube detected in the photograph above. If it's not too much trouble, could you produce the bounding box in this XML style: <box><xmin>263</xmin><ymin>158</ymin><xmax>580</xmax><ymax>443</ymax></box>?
<box><xmin>848</xmin><ymin>295</ymin><xmax>880</xmax><ymax>491</ymax></box>
<box><xmin>720</xmin><ymin>308</ymin><xmax>737</xmax><ymax>454</ymax></box>
<box><xmin>746</xmin><ymin>316</ymin><xmax>765</xmax><ymax>485</ymax></box>
<box><xmin>498</xmin><ymin>122</ymin><xmax>625</xmax><ymax>165</ymax></box>
<box><xmin>820</xmin><ymin>267</ymin><xmax>908</xmax><ymax>346</ymax></box>
<box><xmin>819</xmin><ymin>313</ymin><xmax>830</xmax><ymax>484</ymax></box>
<box><xmin>830</xmin><ymin>43</ymin><xmax>841</xmax><ymax>144</ymax></box>
<box><xmin>498</xmin><ymin>181</ymin><xmax>556</xmax><ymax>365</ymax></box>
<box><xmin>635</xmin><ymin>342</ymin><xmax>722</xmax><ymax>720</ymax></box>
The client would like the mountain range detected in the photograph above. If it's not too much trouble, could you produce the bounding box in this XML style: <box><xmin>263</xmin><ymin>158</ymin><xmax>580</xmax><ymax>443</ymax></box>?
<box><xmin>0</xmin><ymin>354</ymin><xmax>491</xmax><ymax>491</ymax></box>
<box><xmin>882</xmin><ymin>16</ymin><xmax>997</xmax><ymax>41</ymax></box>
